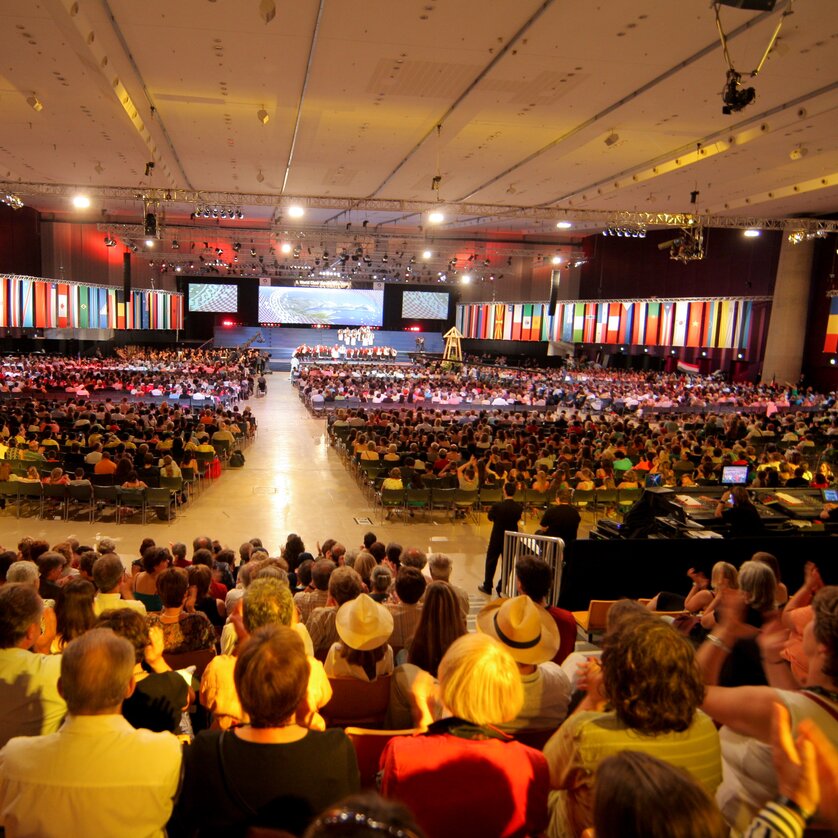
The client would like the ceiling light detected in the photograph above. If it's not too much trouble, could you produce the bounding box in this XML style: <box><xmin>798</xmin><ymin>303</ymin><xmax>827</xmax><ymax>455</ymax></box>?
<box><xmin>428</xmin><ymin>210</ymin><xmax>445</xmax><ymax>224</ymax></box>
<box><xmin>604</xmin><ymin>132</ymin><xmax>619</xmax><ymax>147</ymax></box>
<box><xmin>145</xmin><ymin>238</ymin><xmax>155</xmax><ymax>248</ymax></box>
<box><xmin>1</xmin><ymin>193</ymin><xmax>24</xmax><ymax>210</ymax></box>
<box><xmin>256</xmin><ymin>170</ymin><xmax>265</xmax><ymax>183</ymax></box>
<box><xmin>256</xmin><ymin>108</ymin><xmax>270</xmax><ymax>125</ymax></box>
<box><xmin>743</xmin><ymin>229</ymin><xmax>761</xmax><ymax>238</ymax></box>
<box><xmin>103</xmin><ymin>235</ymin><xmax>116</xmax><ymax>247</ymax></box>
<box><xmin>72</xmin><ymin>194</ymin><xmax>91</xmax><ymax>209</ymax></box>
<box><xmin>556</xmin><ymin>221</ymin><xmax>573</xmax><ymax>229</ymax></box>
<box><xmin>171</xmin><ymin>239</ymin><xmax>180</xmax><ymax>249</ymax></box>
<box><xmin>26</xmin><ymin>95</ymin><xmax>43</xmax><ymax>112</ymax></box>
<box><xmin>551</xmin><ymin>256</ymin><xmax>562</xmax><ymax>265</ymax></box>
<box><xmin>287</xmin><ymin>205</ymin><xmax>305</xmax><ymax>219</ymax></box>
<box><xmin>422</xmin><ymin>250</ymin><xmax>432</xmax><ymax>260</ymax></box>
<box><xmin>461</xmin><ymin>274</ymin><xmax>472</xmax><ymax>285</ymax></box>
<box><xmin>280</xmin><ymin>242</ymin><xmax>292</xmax><ymax>254</ymax></box>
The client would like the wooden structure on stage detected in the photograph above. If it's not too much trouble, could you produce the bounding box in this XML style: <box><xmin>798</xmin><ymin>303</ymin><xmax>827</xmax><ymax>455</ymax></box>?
<box><xmin>442</xmin><ymin>326</ymin><xmax>463</xmax><ymax>362</ymax></box>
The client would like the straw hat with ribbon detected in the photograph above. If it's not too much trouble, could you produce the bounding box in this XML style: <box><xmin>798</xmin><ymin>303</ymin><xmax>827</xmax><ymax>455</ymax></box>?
<box><xmin>476</xmin><ymin>595</ymin><xmax>560</xmax><ymax>665</ymax></box>
<box><xmin>335</xmin><ymin>593</ymin><xmax>394</xmax><ymax>651</ymax></box>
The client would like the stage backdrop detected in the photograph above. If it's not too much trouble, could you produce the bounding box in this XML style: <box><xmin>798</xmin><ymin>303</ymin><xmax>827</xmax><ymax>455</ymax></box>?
<box><xmin>0</xmin><ymin>274</ymin><xmax>183</xmax><ymax>331</ymax></box>
<box><xmin>213</xmin><ymin>326</ymin><xmax>444</xmax><ymax>366</ymax></box>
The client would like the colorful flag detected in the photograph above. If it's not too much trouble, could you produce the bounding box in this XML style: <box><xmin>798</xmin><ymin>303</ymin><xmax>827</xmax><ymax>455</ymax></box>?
<box><xmin>618</xmin><ymin>303</ymin><xmax>633</xmax><ymax>344</ymax></box>
<box><xmin>677</xmin><ymin>360</ymin><xmax>700</xmax><ymax>374</ymax></box>
<box><xmin>562</xmin><ymin>304</ymin><xmax>574</xmax><ymax>343</ymax></box>
<box><xmin>583</xmin><ymin>303</ymin><xmax>596</xmax><ymax>343</ymax></box>
<box><xmin>825</xmin><ymin>298</ymin><xmax>838</xmax><ymax>353</ymax></box>
<box><xmin>703</xmin><ymin>300</ymin><xmax>718</xmax><ymax>347</ymax></box>
<box><xmin>718</xmin><ymin>300</ymin><xmax>735</xmax><ymax>348</ymax></box>
<box><xmin>686</xmin><ymin>301</ymin><xmax>704</xmax><ymax>348</ymax></box>
<box><xmin>672</xmin><ymin>301</ymin><xmax>689</xmax><ymax>347</ymax></box>
<box><xmin>572</xmin><ymin>303</ymin><xmax>585</xmax><ymax>343</ymax></box>
<box><xmin>632</xmin><ymin>302</ymin><xmax>647</xmax><ymax>345</ymax></box>
<box><xmin>659</xmin><ymin>302</ymin><xmax>674</xmax><ymax>346</ymax></box>
<box><xmin>736</xmin><ymin>300</ymin><xmax>753</xmax><ymax>349</ymax></box>
<box><xmin>503</xmin><ymin>305</ymin><xmax>513</xmax><ymax>341</ymax></box>
<box><xmin>606</xmin><ymin>303</ymin><xmax>620</xmax><ymax>343</ymax></box>
<box><xmin>646</xmin><ymin>302</ymin><xmax>660</xmax><ymax>345</ymax></box>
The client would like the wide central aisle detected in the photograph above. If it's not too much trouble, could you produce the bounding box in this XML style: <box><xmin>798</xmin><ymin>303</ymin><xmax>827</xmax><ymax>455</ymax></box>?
<box><xmin>0</xmin><ymin>380</ymin><xmax>493</xmax><ymax>592</ymax></box>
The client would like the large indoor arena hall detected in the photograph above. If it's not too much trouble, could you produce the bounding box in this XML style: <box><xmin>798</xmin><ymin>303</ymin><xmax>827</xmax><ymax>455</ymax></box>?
<box><xmin>1</xmin><ymin>1</ymin><xmax>838</xmax><ymax>836</ymax></box>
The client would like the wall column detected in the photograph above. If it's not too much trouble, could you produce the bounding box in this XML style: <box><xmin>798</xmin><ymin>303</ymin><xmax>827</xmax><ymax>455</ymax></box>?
<box><xmin>760</xmin><ymin>237</ymin><xmax>814</xmax><ymax>384</ymax></box>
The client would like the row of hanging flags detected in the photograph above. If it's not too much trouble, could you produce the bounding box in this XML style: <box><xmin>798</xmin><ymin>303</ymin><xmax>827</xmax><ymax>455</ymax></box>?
<box><xmin>0</xmin><ymin>276</ymin><xmax>184</xmax><ymax>331</ymax></box>
<box><xmin>456</xmin><ymin>299</ymin><xmax>757</xmax><ymax>350</ymax></box>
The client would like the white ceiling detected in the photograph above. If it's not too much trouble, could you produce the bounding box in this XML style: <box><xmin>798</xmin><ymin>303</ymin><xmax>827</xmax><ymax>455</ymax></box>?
<box><xmin>1</xmin><ymin>0</ymin><xmax>837</xmax><ymax>244</ymax></box>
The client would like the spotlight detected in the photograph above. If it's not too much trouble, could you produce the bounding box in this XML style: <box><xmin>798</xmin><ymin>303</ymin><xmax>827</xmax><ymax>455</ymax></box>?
<box><xmin>26</xmin><ymin>94</ymin><xmax>44</xmax><ymax>112</ymax></box>
<box><xmin>422</xmin><ymin>250</ymin><xmax>432</xmax><ymax>260</ymax></box>
<box><xmin>256</xmin><ymin>108</ymin><xmax>270</xmax><ymax>125</ymax></box>
<box><xmin>103</xmin><ymin>235</ymin><xmax>117</xmax><ymax>247</ymax></box>
<box><xmin>428</xmin><ymin>210</ymin><xmax>445</xmax><ymax>224</ymax></box>
<box><xmin>280</xmin><ymin>242</ymin><xmax>292</xmax><ymax>254</ymax></box>
<box><xmin>551</xmin><ymin>256</ymin><xmax>562</xmax><ymax>265</ymax></box>
<box><xmin>171</xmin><ymin>239</ymin><xmax>180</xmax><ymax>249</ymax></box>
<box><xmin>1</xmin><ymin>192</ymin><xmax>24</xmax><ymax>210</ymax></box>
<box><xmin>145</xmin><ymin>238</ymin><xmax>155</xmax><ymax>248</ymax></box>
<box><xmin>72</xmin><ymin>194</ymin><xmax>91</xmax><ymax>209</ymax></box>
<box><xmin>721</xmin><ymin>69</ymin><xmax>755</xmax><ymax>115</ymax></box>
<box><xmin>556</xmin><ymin>221</ymin><xmax>573</xmax><ymax>229</ymax></box>
<box><xmin>232</xmin><ymin>242</ymin><xmax>241</xmax><ymax>252</ymax></box>
<box><xmin>220</xmin><ymin>210</ymin><xmax>227</xmax><ymax>218</ymax></box>
<box><xmin>460</xmin><ymin>274</ymin><xmax>472</xmax><ymax>285</ymax></box>
<box><xmin>287</xmin><ymin>205</ymin><xmax>305</xmax><ymax>219</ymax></box>
<box><xmin>743</xmin><ymin>229</ymin><xmax>761</xmax><ymax>238</ymax></box>
<box><xmin>144</xmin><ymin>212</ymin><xmax>158</xmax><ymax>237</ymax></box>
<box><xmin>250</xmin><ymin>248</ymin><xmax>257</xmax><ymax>257</ymax></box>
<box><xmin>604</xmin><ymin>132</ymin><xmax>620</xmax><ymax>146</ymax></box>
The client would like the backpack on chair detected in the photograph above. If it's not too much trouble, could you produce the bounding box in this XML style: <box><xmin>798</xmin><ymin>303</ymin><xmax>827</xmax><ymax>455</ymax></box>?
<box><xmin>229</xmin><ymin>450</ymin><xmax>246</xmax><ymax>468</ymax></box>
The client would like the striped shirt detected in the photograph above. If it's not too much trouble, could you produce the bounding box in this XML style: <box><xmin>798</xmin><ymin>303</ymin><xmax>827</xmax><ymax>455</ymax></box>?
<box><xmin>544</xmin><ymin>709</ymin><xmax>721</xmax><ymax>838</ymax></box>
<box><xmin>386</xmin><ymin>602</ymin><xmax>423</xmax><ymax>651</ymax></box>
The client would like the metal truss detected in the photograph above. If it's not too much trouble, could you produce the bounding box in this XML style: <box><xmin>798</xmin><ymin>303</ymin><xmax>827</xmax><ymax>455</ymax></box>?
<box><xmin>462</xmin><ymin>295</ymin><xmax>774</xmax><ymax>305</ymax></box>
<box><xmin>4</xmin><ymin>181</ymin><xmax>838</xmax><ymax>234</ymax></box>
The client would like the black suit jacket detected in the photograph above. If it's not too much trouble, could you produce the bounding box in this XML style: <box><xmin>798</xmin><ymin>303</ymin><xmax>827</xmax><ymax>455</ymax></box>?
<box><xmin>488</xmin><ymin>498</ymin><xmax>524</xmax><ymax>544</ymax></box>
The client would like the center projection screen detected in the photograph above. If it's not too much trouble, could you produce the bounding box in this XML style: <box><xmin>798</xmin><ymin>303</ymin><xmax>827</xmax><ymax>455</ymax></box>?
<box><xmin>401</xmin><ymin>290</ymin><xmax>450</xmax><ymax>320</ymax></box>
<box><xmin>258</xmin><ymin>286</ymin><xmax>384</xmax><ymax>326</ymax></box>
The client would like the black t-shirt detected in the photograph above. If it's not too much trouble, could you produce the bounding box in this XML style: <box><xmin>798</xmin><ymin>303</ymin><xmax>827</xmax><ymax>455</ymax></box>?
<box><xmin>539</xmin><ymin>504</ymin><xmax>581</xmax><ymax>544</ymax></box>
<box><xmin>168</xmin><ymin>728</ymin><xmax>360</xmax><ymax>837</ymax></box>
<box><xmin>721</xmin><ymin>502</ymin><xmax>764</xmax><ymax>537</ymax></box>
<box><xmin>122</xmin><ymin>671</ymin><xmax>188</xmax><ymax>733</ymax></box>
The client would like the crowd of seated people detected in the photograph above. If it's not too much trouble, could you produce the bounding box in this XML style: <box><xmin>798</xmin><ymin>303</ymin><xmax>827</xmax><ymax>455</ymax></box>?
<box><xmin>326</xmin><ymin>400</ymin><xmax>837</xmax><ymax>503</ymax></box>
<box><xmin>1</xmin><ymin>346</ymin><xmax>265</xmax><ymax>403</ymax></box>
<box><xmin>2</xmin><ymin>526</ymin><xmax>838</xmax><ymax>836</ymax></box>
<box><xmin>0</xmin><ymin>395</ymin><xmax>254</xmax><ymax>495</ymax></box>
<box><xmin>297</xmin><ymin>361</ymin><xmax>836</xmax><ymax>412</ymax></box>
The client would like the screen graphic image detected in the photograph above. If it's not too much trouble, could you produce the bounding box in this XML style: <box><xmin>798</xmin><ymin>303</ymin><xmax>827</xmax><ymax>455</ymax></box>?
<box><xmin>721</xmin><ymin>466</ymin><xmax>749</xmax><ymax>485</ymax></box>
<box><xmin>401</xmin><ymin>290</ymin><xmax>449</xmax><ymax>320</ymax></box>
<box><xmin>188</xmin><ymin>284</ymin><xmax>238</xmax><ymax>313</ymax></box>
<box><xmin>258</xmin><ymin>286</ymin><xmax>383</xmax><ymax>326</ymax></box>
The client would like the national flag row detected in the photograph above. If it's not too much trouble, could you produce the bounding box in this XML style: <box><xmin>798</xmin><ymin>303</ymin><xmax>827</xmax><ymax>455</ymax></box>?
<box><xmin>0</xmin><ymin>276</ymin><xmax>184</xmax><ymax>331</ymax></box>
<box><xmin>825</xmin><ymin>297</ymin><xmax>838</xmax><ymax>354</ymax></box>
<box><xmin>456</xmin><ymin>299</ymin><xmax>755</xmax><ymax>350</ymax></box>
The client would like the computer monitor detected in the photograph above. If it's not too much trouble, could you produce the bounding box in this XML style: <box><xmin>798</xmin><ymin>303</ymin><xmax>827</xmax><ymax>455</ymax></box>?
<box><xmin>823</xmin><ymin>488</ymin><xmax>838</xmax><ymax>503</ymax></box>
<box><xmin>721</xmin><ymin>465</ymin><xmax>749</xmax><ymax>485</ymax></box>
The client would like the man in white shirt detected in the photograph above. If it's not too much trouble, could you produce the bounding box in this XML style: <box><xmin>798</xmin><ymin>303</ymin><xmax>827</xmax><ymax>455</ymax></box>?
<box><xmin>0</xmin><ymin>585</ymin><xmax>66</xmax><ymax>749</ymax></box>
<box><xmin>92</xmin><ymin>554</ymin><xmax>146</xmax><ymax>616</ymax></box>
<box><xmin>0</xmin><ymin>628</ymin><xmax>182</xmax><ymax>837</ymax></box>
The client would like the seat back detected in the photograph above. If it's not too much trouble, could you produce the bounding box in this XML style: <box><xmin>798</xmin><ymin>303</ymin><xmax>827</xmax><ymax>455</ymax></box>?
<box><xmin>93</xmin><ymin>484</ymin><xmax>118</xmax><ymax>502</ymax></box>
<box><xmin>146</xmin><ymin>487</ymin><xmax>175</xmax><ymax>506</ymax></box>
<box><xmin>68</xmin><ymin>483</ymin><xmax>93</xmax><ymax>501</ymax></box>
<box><xmin>453</xmin><ymin>489</ymin><xmax>479</xmax><ymax>506</ymax></box>
<box><xmin>380</xmin><ymin>488</ymin><xmax>404</xmax><ymax>507</ymax></box>
<box><xmin>41</xmin><ymin>484</ymin><xmax>67</xmax><ymax>500</ymax></box>
<box><xmin>159</xmin><ymin>476</ymin><xmax>183</xmax><ymax>492</ymax></box>
<box><xmin>118</xmin><ymin>488</ymin><xmax>146</xmax><ymax>507</ymax></box>
<box><xmin>405</xmin><ymin>488</ymin><xmax>430</xmax><ymax>506</ymax></box>
<box><xmin>586</xmin><ymin>600</ymin><xmax>616</xmax><ymax>632</ymax></box>
<box><xmin>572</xmin><ymin>489</ymin><xmax>596</xmax><ymax>507</ymax></box>
<box><xmin>479</xmin><ymin>486</ymin><xmax>502</xmax><ymax>506</ymax></box>
<box><xmin>322</xmin><ymin>675</ymin><xmax>392</xmax><ymax>727</ymax></box>
<box><xmin>345</xmin><ymin>727</ymin><xmax>421</xmax><ymax>788</ymax></box>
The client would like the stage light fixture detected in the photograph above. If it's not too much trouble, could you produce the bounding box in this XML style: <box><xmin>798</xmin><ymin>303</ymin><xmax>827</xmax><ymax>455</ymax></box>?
<box><xmin>422</xmin><ymin>250</ymin><xmax>432</xmax><ymax>260</ymax></box>
<box><xmin>145</xmin><ymin>238</ymin><xmax>155</xmax><ymax>248</ymax></box>
<box><xmin>144</xmin><ymin>212</ymin><xmax>158</xmax><ymax>238</ymax></box>
<box><xmin>428</xmin><ymin>210</ymin><xmax>445</xmax><ymax>224</ymax></box>
<box><xmin>171</xmin><ymin>239</ymin><xmax>180</xmax><ymax>249</ymax></box>
<box><xmin>2</xmin><ymin>192</ymin><xmax>24</xmax><ymax>210</ymax></box>
<box><xmin>551</xmin><ymin>256</ymin><xmax>562</xmax><ymax>265</ymax></box>
<box><xmin>287</xmin><ymin>205</ymin><xmax>305</xmax><ymax>219</ymax></box>
<box><xmin>250</xmin><ymin>248</ymin><xmax>257</xmax><ymax>257</ymax></box>
<box><xmin>556</xmin><ymin>221</ymin><xmax>573</xmax><ymax>229</ymax></box>
<box><xmin>280</xmin><ymin>242</ymin><xmax>292</xmax><ymax>254</ymax></box>
<box><xmin>103</xmin><ymin>235</ymin><xmax>117</xmax><ymax>247</ymax></box>
<box><xmin>257</xmin><ymin>108</ymin><xmax>270</xmax><ymax>125</ymax></box>
<box><xmin>460</xmin><ymin>274</ymin><xmax>472</xmax><ymax>284</ymax></box>
<box><xmin>721</xmin><ymin>69</ymin><xmax>756</xmax><ymax>114</ymax></box>
<box><xmin>72</xmin><ymin>194</ymin><xmax>91</xmax><ymax>209</ymax></box>
<box><xmin>743</xmin><ymin>228</ymin><xmax>761</xmax><ymax>238</ymax></box>
<box><xmin>26</xmin><ymin>94</ymin><xmax>44</xmax><ymax>112</ymax></box>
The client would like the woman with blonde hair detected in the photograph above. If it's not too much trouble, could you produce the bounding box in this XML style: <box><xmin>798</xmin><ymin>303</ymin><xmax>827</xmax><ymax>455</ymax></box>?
<box><xmin>380</xmin><ymin>633</ymin><xmax>549</xmax><ymax>838</ymax></box>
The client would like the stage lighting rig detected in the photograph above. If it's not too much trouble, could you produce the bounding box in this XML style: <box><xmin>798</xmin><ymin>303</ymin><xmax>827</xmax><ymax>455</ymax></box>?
<box><xmin>721</xmin><ymin>70</ymin><xmax>755</xmax><ymax>114</ymax></box>
<box><xmin>658</xmin><ymin>225</ymin><xmax>705</xmax><ymax>263</ymax></box>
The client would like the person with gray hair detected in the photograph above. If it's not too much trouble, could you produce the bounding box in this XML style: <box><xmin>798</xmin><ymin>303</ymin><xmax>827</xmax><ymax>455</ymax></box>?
<box><xmin>428</xmin><ymin>554</ymin><xmax>469</xmax><ymax>621</ymax></box>
<box><xmin>92</xmin><ymin>554</ymin><xmax>146</xmax><ymax>616</ymax></box>
<box><xmin>96</xmin><ymin>537</ymin><xmax>117</xmax><ymax>555</ymax></box>
<box><xmin>0</xmin><ymin>628</ymin><xmax>182</xmax><ymax>837</ymax></box>
<box><xmin>0</xmin><ymin>584</ymin><xmax>66</xmax><ymax>748</ymax></box>
<box><xmin>5</xmin><ymin>561</ymin><xmax>39</xmax><ymax>588</ymax></box>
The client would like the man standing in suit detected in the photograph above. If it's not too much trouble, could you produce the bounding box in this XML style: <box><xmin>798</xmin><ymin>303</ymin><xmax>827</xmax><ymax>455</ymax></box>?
<box><xmin>479</xmin><ymin>482</ymin><xmax>524</xmax><ymax>596</ymax></box>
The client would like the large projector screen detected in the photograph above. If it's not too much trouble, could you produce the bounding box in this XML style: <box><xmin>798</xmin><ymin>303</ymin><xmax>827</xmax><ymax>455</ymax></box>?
<box><xmin>188</xmin><ymin>283</ymin><xmax>238</xmax><ymax>313</ymax></box>
<box><xmin>401</xmin><ymin>290</ymin><xmax>450</xmax><ymax>320</ymax></box>
<box><xmin>258</xmin><ymin>286</ymin><xmax>384</xmax><ymax>326</ymax></box>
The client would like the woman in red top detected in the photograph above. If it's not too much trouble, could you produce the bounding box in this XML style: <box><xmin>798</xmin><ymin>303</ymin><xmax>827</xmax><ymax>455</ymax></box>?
<box><xmin>380</xmin><ymin>633</ymin><xmax>549</xmax><ymax>838</ymax></box>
